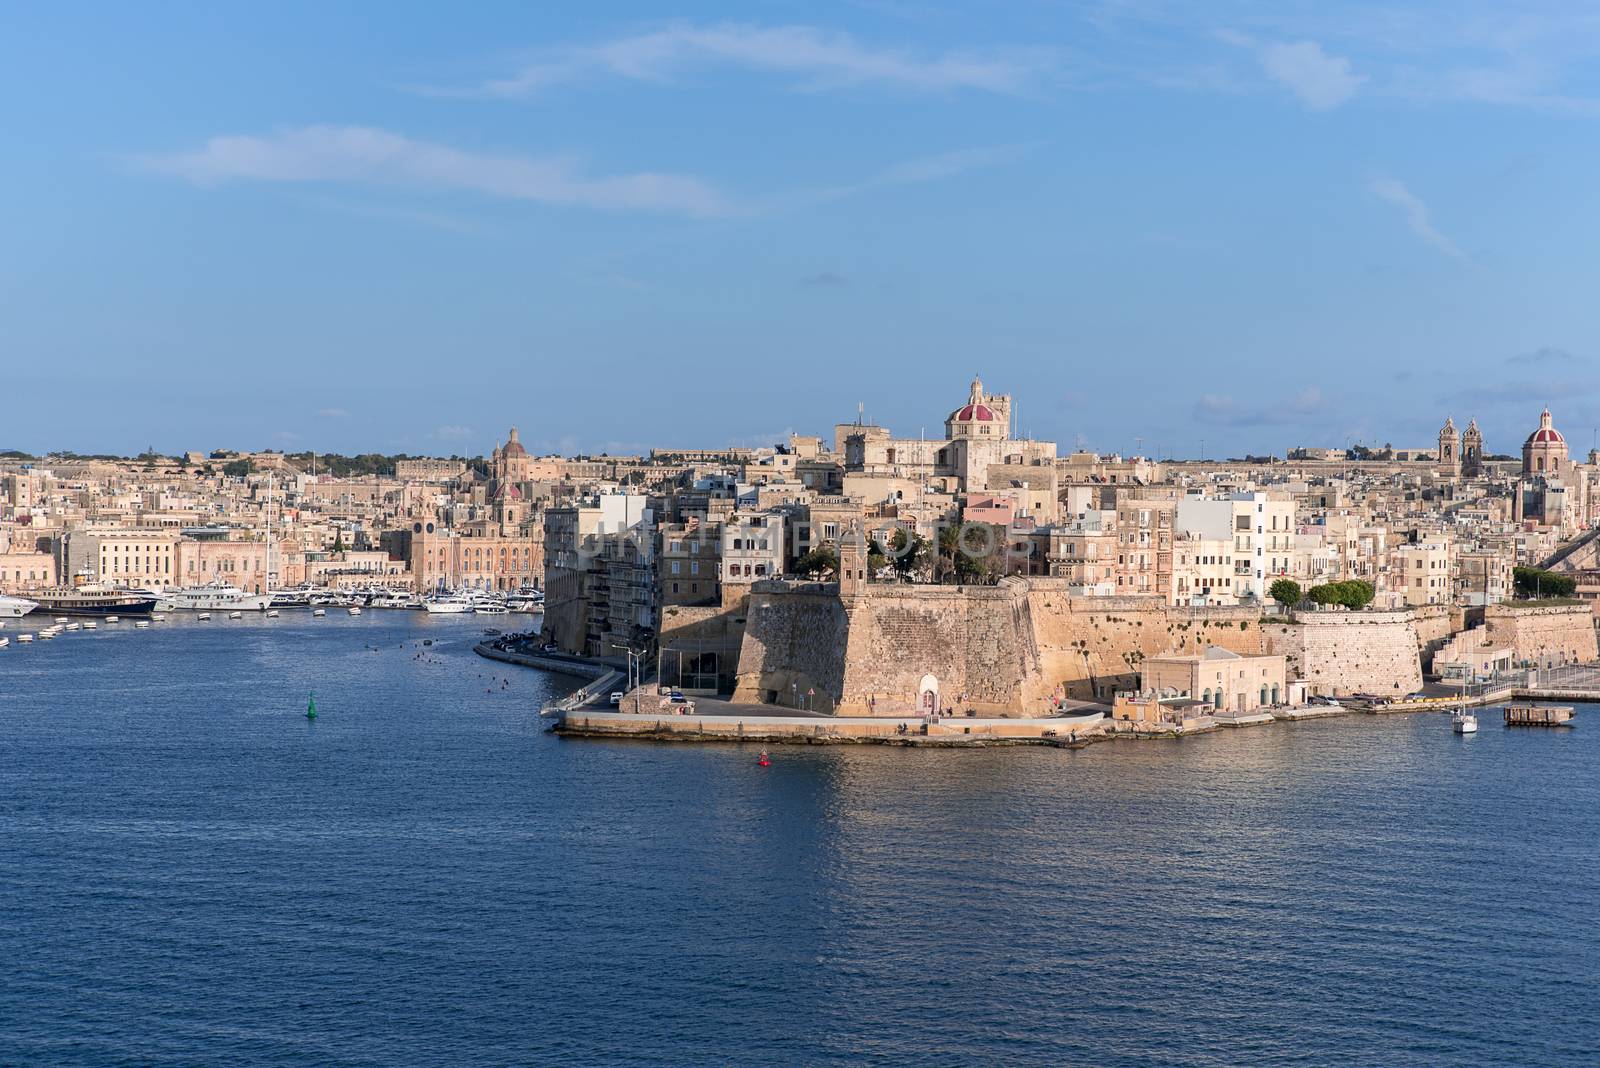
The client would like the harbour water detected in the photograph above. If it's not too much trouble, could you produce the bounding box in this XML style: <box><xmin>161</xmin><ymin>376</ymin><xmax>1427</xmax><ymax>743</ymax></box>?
<box><xmin>2</xmin><ymin>613</ymin><xmax>1596</xmax><ymax>1066</ymax></box>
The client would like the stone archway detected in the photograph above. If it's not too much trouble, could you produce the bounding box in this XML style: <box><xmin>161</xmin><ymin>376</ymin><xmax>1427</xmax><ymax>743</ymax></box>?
<box><xmin>918</xmin><ymin>673</ymin><xmax>941</xmax><ymax>715</ymax></box>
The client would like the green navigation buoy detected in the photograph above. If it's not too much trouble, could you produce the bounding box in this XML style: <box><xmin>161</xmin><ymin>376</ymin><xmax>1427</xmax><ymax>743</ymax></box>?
<box><xmin>306</xmin><ymin>692</ymin><xmax>318</xmax><ymax>720</ymax></box>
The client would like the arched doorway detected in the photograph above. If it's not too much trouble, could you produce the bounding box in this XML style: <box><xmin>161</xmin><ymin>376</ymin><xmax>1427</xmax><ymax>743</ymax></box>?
<box><xmin>918</xmin><ymin>674</ymin><xmax>941</xmax><ymax>715</ymax></box>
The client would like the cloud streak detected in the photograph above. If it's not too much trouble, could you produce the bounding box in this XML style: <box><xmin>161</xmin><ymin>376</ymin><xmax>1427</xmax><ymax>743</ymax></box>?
<box><xmin>1258</xmin><ymin>40</ymin><xmax>1364</xmax><ymax>110</ymax></box>
<box><xmin>139</xmin><ymin>125</ymin><xmax>1026</xmax><ymax>221</ymax></box>
<box><xmin>442</xmin><ymin>23</ymin><xmax>1046</xmax><ymax>97</ymax></box>
<box><xmin>1369</xmin><ymin>177</ymin><xmax>1465</xmax><ymax>259</ymax></box>
<box><xmin>1194</xmin><ymin>388</ymin><xmax>1327</xmax><ymax>427</ymax></box>
<box><xmin>138</xmin><ymin>125</ymin><xmax>733</xmax><ymax>218</ymax></box>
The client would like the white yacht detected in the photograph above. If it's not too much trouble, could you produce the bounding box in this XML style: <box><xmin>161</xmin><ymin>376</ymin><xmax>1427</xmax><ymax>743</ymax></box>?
<box><xmin>505</xmin><ymin>589</ymin><xmax>545</xmax><ymax>613</ymax></box>
<box><xmin>1452</xmin><ymin>686</ymin><xmax>1479</xmax><ymax>734</ymax></box>
<box><xmin>423</xmin><ymin>591</ymin><xmax>475</xmax><ymax>615</ymax></box>
<box><xmin>370</xmin><ymin>590</ymin><xmax>423</xmax><ymax>610</ymax></box>
<box><xmin>167</xmin><ymin>583</ymin><xmax>273</xmax><ymax>612</ymax></box>
<box><xmin>269</xmin><ymin>588</ymin><xmax>312</xmax><ymax>609</ymax></box>
<box><xmin>132</xmin><ymin>588</ymin><xmax>178</xmax><ymax>612</ymax></box>
<box><xmin>0</xmin><ymin>594</ymin><xmax>39</xmax><ymax>619</ymax></box>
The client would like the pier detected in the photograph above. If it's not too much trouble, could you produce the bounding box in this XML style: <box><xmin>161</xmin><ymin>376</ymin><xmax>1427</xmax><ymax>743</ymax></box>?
<box><xmin>1503</xmin><ymin>703</ymin><xmax>1576</xmax><ymax>727</ymax></box>
<box><xmin>553</xmin><ymin>707</ymin><xmax>1108</xmax><ymax>746</ymax></box>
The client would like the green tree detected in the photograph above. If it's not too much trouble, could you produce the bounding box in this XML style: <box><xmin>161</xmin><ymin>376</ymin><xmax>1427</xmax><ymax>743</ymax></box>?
<box><xmin>1514</xmin><ymin>566</ymin><xmax>1576</xmax><ymax>599</ymax></box>
<box><xmin>867</xmin><ymin>538</ymin><xmax>888</xmax><ymax>574</ymax></box>
<box><xmin>332</xmin><ymin>530</ymin><xmax>347</xmax><ymax>553</ymax></box>
<box><xmin>937</xmin><ymin>523</ymin><xmax>1003</xmax><ymax>584</ymax></box>
<box><xmin>793</xmin><ymin>545</ymin><xmax>838</xmax><ymax>578</ymax></box>
<box><xmin>222</xmin><ymin>459</ymin><xmax>252</xmax><ymax>478</ymax></box>
<box><xmin>889</xmin><ymin>527</ymin><xmax>929</xmax><ymax>581</ymax></box>
<box><xmin>1269</xmin><ymin>578</ymin><xmax>1302</xmax><ymax>607</ymax></box>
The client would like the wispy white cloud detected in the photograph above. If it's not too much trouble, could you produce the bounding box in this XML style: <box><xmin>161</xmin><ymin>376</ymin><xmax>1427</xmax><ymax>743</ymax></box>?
<box><xmin>431</xmin><ymin>425</ymin><xmax>476</xmax><ymax>441</ymax></box>
<box><xmin>316</xmin><ymin>407</ymin><xmax>351</xmax><ymax>419</ymax></box>
<box><xmin>436</xmin><ymin>22</ymin><xmax>1047</xmax><ymax>97</ymax></box>
<box><xmin>776</xmin><ymin>143</ymin><xmax>1035</xmax><ymax>210</ymax></box>
<box><xmin>137</xmin><ymin>125</ymin><xmax>732</xmax><ymax>218</ymax></box>
<box><xmin>1218</xmin><ymin>31</ymin><xmax>1363</xmax><ymax>109</ymax></box>
<box><xmin>139</xmin><ymin>125</ymin><xmax>1025</xmax><ymax>221</ymax></box>
<box><xmin>1369</xmin><ymin>176</ymin><xmax>1465</xmax><ymax>259</ymax></box>
<box><xmin>1194</xmin><ymin>387</ymin><xmax>1328</xmax><ymax>427</ymax></box>
<box><xmin>1258</xmin><ymin>40</ymin><xmax>1364</xmax><ymax>109</ymax></box>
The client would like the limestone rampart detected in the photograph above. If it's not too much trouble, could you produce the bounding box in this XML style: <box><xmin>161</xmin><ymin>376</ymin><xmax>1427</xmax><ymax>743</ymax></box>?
<box><xmin>731</xmin><ymin>579</ymin><xmax>1485</xmax><ymax>712</ymax></box>
<box><xmin>834</xmin><ymin>578</ymin><xmax>1039</xmax><ymax>715</ymax></box>
<box><xmin>730</xmin><ymin>583</ymin><xmax>850</xmax><ymax>712</ymax></box>
<box><xmin>1482</xmin><ymin>603</ymin><xmax>1598</xmax><ymax>666</ymax></box>
<box><xmin>1024</xmin><ymin>586</ymin><xmax>1263</xmax><ymax>701</ymax></box>
<box><xmin>1259</xmin><ymin>611</ymin><xmax>1422</xmax><ymax>696</ymax></box>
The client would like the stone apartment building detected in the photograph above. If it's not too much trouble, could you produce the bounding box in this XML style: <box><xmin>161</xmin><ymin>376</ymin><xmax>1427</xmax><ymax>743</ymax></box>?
<box><xmin>720</xmin><ymin>513</ymin><xmax>784</xmax><ymax>587</ymax></box>
<box><xmin>542</xmin><ymin>493</ymin><xmax>656</xmax><ymax>657</ymax></box>
<box><xmin>660</xmin><ymin>520</ymin><xmax>721</xmax><ymax>606</ymax></box>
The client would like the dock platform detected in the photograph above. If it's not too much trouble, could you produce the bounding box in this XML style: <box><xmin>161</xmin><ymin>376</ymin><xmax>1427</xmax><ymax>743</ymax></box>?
<box><xmin>1503</xmin><ymin>703</ymin><xmax>1576</xmax><ymax>727</ymax></box>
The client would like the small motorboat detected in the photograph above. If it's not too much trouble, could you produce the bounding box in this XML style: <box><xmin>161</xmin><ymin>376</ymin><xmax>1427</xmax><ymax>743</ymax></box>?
<box><xmin>16</xmin><ymin>633</ymin><xmax>32</xmax><ymax>644</ymax></box>
<box><xmin>64</xmin><ymin>622</ymin><xmax>80</xmax><ymax>631</ymax></box>
<box><xmin>104</xmin><ymin>615</ymin><xmax>119</xmax><ymax>624</ymax></box>
<box><xmin>312</xmin><ymin>608</ymin><xmax>326</xmax><ymax>617</ymax></box>
<box><xmin>82</xmin><ymin>621</ymin><xmax>97</xmax><ymax>630</ymax></box>
<box><xmin>197</xmin><ymin>612</ymin><xmax>211</xmax><ymax>621</ymax></box>
<box><xmin>228</xmin><ymin>611</ymin><xmax>243</xmax><ymax>619</ymax></box>
<box><xmin>151</xmin><ymin>614</ymin><xmax>166</xmax><ymax>622</ymax></box>
<box><xmin>0</xmin><ymin>636</ymin><xmax>9</xmax><ymax>649</ymax></box>
<box><xmin>347</xmin><ymin>606</ymin><xmax>362</xmax><ymax>616</ymax></box>
<box><xmin>265</xmin><ymin>609</ymin><xmax>279</xmax><ymax>618</ymax></box>
<box><xmin>134</xmin><ymin>620</ymin><xmax>150</xmax><ymax>629</ymax></box>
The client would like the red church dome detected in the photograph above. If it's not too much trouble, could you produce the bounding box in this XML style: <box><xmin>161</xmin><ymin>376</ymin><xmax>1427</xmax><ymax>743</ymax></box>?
<box><xmin>953</xmin><ymin>402</ymin><xmax>996</xmax><ymax>422</ymax></box>
<box><xmin>1525</xmin><ymin>408</ymin><xmax>1565</xmax><ymax>446</ymax></box>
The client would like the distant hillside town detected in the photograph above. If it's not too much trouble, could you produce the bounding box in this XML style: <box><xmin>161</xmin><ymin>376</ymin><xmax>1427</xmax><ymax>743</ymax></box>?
<box><xmin>5</xmin><ymin>378</ymin><xmax>1599</xmax><ymax>717</ymax></box>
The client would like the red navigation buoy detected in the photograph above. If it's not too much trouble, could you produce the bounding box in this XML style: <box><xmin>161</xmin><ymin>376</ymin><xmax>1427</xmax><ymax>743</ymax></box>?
<box><xmin>757</xmin><ymin>750</ymin><xmax>771</xmax><ymax>767</ymax></box>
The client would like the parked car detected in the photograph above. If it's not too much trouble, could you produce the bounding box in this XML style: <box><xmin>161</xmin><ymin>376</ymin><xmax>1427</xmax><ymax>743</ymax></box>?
<box><xmin>609</xmin><ymin>692</ymin><xmax>624</xmax><ymax>706</ymax></box>
<box><xmin>667</xmin><ymin>691</ymin><xmax>689</xmax><ymax>704</ymax></box>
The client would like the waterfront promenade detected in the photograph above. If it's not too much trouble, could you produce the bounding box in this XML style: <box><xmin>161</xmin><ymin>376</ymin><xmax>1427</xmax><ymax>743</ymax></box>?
<box><xmin>554</xmin><ymin>705</ymin><xmax>1108</xmax><ymax>745</ymax></box>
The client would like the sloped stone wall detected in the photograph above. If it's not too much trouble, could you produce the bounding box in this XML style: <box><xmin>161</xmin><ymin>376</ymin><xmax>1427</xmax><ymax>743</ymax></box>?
<box><xmin>1483</xmin><ymin>603</ymin><xmax>1597</xmax><ymax>666</ymax></box>
<box><xmin>1025</xmin><ymin>587</ymin><xmax>1264</xmax><ymax>701</ymax></box>
<box><xmin>834</xmin><ymin>578</ymin><xmax>1040</xmax><ymax>715</ymax></box>
<box><xmin>1260</xmin><ymin>611</ymin><xmax>1422</xmax><ymax>696</ymax></box>
<box><xmin>730</xmin><ymin>583</ymin><xmax>850</xmax><ymax>712</ymax></box>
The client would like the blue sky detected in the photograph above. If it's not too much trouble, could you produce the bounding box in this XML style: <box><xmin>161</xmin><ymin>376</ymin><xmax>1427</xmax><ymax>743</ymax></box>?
<box><xmin>6</xmin><ymin>1</ymin><xmax>1600</xmax><ymax>460</ymax></box>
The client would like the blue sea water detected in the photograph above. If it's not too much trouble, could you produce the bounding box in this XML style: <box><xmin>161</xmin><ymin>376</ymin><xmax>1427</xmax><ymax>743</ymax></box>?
<box><xmin>2</xmin><ymin>612</ymin><xmax>1597</xmax><ymax>1067</ymax></box>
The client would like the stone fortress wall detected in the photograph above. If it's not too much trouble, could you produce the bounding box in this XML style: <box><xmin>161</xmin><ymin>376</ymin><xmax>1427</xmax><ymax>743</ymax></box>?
<box><xmin>731</xmin><ymin>584</ymin><xmax>851</xmax><ymax>713</ymax></box>
<box><xmin>833</xmin><ymin>578</ymin><xmax>1040</xmax><ymax>715</ymax></box>
<box><xmin>1023</xmin><ymin>585</ymin><xmax>1263</xmax><ymax>702</ymax></box>
<box><xmin>731</xmin><ymin>579</ymin><xmax>1600</xmax><ymax>714</ymax></box>
<box><xmin>1259</xmin><ymin>612</ymin><xmax>1424</xmax><ymax>697</ymax></box>
<box><xmin>1482</xmin><ymin>602</ymin><xmax>1598</xmax><ymax>666</ymax></box>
